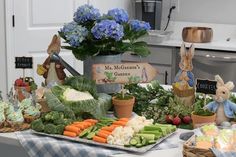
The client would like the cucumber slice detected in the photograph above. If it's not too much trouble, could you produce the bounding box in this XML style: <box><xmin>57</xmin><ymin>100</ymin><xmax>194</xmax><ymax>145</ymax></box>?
<box><xmin>129</xmin><ymin>138</ymin><xmax>138</xmax><ymax>146</ymax></box>
<box><xmin>124</xmin><ymin>144</ymin><xmax>131</xmax><ymax>147</ymax></box>
<box><xmin>135</xmin><ymin>143</ymin><xmax>143</xmax><ymax>148</ymax></box>
<box><xmin>86</xmin><ymin>132</ymin><xmax>96</xmax><ymax>140</ymax></box>
<box><xmin>79</xmin><ymin>126</ymin><xmax>93</xmax><ymax>138</ymax></box>
<box><xmin>148</xmin><ymin>140</ymin><xmax>156</xmax><ymax>145</ymax></box>
<box><xmin>141</xmin><ymin>138</ymin><xmax>147</xmax><ymax>146</ymax></box>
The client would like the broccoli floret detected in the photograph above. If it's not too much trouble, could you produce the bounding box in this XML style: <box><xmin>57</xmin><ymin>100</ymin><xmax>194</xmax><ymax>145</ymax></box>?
<box><xmin>44</xmin><ymin>123</ymin><xmax>57</xmax><ymax>134</ymax></box>
<box><xmin>63</xmin><ymin>108</ymin><xmax>76</xmax><ymax>120</ymax></box>
<box><xmin>44</xmin><ymin>111</ymin><xmax>62</xmax><ymax>122</ymax></box>
<box><xmin>53</xmin><ymin>117</ymin><xmax>65</xmax><ymax>125</ymax></box>
<box><xmin>31</xmin><ymin>119</ymin><xmax>44</xmax><ymax>132</ymax></box>
<box><xmin>55</xmin><ymin>124</ymin><xmax>65</xmax><ymax>135</ymax></box>
<box><xmin>63</xmin><ymin>119</ymin><xmax>73</xmax><ymax>126</ymax></box>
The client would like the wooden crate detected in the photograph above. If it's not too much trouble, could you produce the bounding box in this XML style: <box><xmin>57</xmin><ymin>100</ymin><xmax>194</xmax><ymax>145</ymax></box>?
<box><xmin>182</xmin><ymin>135</ymin><xmax>215</xmax><ymax>157</ymax></box>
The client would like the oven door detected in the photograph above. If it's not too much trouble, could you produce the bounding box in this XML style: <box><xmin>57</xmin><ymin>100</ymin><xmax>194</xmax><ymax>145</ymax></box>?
<box><xmin>192</xmin><ymin>50</ymin><xmax>236</xmax><ymax>91</ymax></box>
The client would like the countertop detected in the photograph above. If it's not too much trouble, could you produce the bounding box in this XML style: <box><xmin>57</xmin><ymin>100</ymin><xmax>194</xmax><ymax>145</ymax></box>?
<box><xmin>147</xmin><ymin>38</ymin><xmax>236</xmax><ymax>52</ymax></box>
<box><xmin>146</xmin><ymin>21</ymin><xmax>236</xmax><ymax>52</ymax></box>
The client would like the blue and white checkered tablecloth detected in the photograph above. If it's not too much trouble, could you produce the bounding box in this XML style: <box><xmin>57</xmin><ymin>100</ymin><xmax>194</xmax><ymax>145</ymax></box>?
<box><xmin>16</xmin><ymin>129</ymin><xmax>183</xmax><ymax>157</ymax></box>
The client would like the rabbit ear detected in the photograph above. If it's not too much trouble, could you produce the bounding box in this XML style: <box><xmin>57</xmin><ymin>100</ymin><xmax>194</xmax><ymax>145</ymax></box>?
<box><xmin>188</xmin><ymin>44</ymin><xmax>195</xmax><ymax>58</ymax></box>
<box><xmin>180</xmin><ymin>43</ymin><xmax>186</xmax><ymax>57</ymax></box>
<box><xmin>215</xmin><ymin>75</ymin><xmax>225</xmax><ymax>88</ymax></box>
<box><xmin>225</xmin><ymin>81</ymin><xmax>235</xmax><ymax>91</ymax></box>
<box><xmin>55</xmin><ymin>35</ymin><xmax>61</xmax><ymax>47</ymax></box>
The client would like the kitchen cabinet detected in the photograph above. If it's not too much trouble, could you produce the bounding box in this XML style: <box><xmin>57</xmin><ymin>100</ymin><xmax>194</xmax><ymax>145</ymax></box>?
<box><xmin>122</xmin><ymin>46</ymin><xmax>176</xmax><ymax>85</ymax></box>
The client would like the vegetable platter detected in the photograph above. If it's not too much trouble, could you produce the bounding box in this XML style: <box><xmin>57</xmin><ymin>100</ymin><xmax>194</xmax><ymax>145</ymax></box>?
<box><xmin>31</xmin><ymin>115</ymin><xmax>177</xmax><ymax>153</ymax></box>
<box><xmin>32</xmin><ymin>129</ymin><xmax>175</xmax><ymax>153</ymax></box>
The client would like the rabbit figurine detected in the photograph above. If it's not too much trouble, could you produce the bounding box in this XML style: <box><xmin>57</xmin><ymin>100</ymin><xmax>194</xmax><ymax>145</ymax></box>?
<box><xmin>37</xmin><ymin>35</ymin><xmax>66</xmax><ymax>87</ymax></box>
<box><xmin>174</xmin><ymin>43</ymin><xmax>195</xmax><ymax>90</ymax></box>
<box><xmin>205</xmin><ymin>75</ymin><xmax>236</xmax><ymax>126</ymax></box>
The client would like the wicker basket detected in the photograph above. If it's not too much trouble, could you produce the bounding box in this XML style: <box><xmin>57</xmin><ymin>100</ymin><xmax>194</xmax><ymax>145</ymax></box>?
<box><xmin>172</xmin><ymin>84</ymin><xmax>195</xmax><ymax>97</ymax></box>
<box><xmin>183</xmin><ymin>135</ymin><xmax>215</xmax><ymax>157</ymax></box>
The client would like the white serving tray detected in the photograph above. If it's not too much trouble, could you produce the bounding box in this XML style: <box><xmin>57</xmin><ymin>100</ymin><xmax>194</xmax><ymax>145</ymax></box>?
<box><xmin>31</xmin><ymin>130</ymin><xmax>176</xmax><ymax>153</ymax></box>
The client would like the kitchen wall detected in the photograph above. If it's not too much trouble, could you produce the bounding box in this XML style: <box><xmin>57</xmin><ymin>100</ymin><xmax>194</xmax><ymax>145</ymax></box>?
<box><xmin>0</xmin><ymin>0</ymin><xmax>7</xmax><ymax>99</ymax></box>
<box><xmin>173</xmin><ymin>0</ymin><xmax>236</xmax><ymax>24</ymax></box>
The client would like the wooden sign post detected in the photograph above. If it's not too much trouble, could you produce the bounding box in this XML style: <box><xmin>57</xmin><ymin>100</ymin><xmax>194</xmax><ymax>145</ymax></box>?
<box><xmin>196</xmin><ymin>78</ymin><xmax>217</xmax><ymax>105</ymax></box>
<box><xmin>15</xmin><ymin>57</ymin><xmax>33</xmax><ymax>81</ymax></box>
<box><xmin>92</xmin><ymin>63</ymin><xmax>157</xmax><ymax>84</ymax></box>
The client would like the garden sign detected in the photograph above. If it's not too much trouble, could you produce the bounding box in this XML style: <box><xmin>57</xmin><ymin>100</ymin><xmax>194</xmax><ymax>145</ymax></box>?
<box><xmin>92</xmin><ymin>63</ymin><xmax>157</xmax><ymax>84</ymax></box>
<box><xmin>196</xmin><ymin>78</ymin><xmax>217</xmax><ymax>95</ymax></box>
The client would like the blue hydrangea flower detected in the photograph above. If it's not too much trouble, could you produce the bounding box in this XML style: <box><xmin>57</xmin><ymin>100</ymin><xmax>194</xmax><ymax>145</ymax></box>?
<box><xmin>91</xmin><ymin>20</ymin><xmax>124</xmax><ymax>41</ymax></box>
<box><xmin>129</xmin><ymin>20</ymin><xmax>151</xmax><ymax>31</ymax></box>
<box><xmin>60</xmin><ymin>21</ymin><xmax>88</xmax><ymax>47</ymax></box>
<box><xmin>74</xmin><ymin>4</ymin><xmax>100</xmax><ymax>24</ymax></box>
<box><xmin>107</xmin><ymin>8</ymin><xmax>129</xmax><ymax>23</ymax></box>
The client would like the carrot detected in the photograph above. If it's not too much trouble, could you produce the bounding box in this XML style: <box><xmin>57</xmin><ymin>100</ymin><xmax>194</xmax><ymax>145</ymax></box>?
<box><xmin>93</xmin><ymin>135</ymin><xmax>107</xmax><ymax>143</ymax></box>
<box><xmin>110</xmin><ymin>124</ymin><xmax>120</xmax><ymax>128</ymax></box>
<box><xmin>112</xmin><ymin>121</ymin><xmax>127</xmax><ymax>126</ymax></box>
<box><xmin>98</xmin><ymin>130</ymin><xmax>112</xmax><ymax>135</ymax></box>
<box><xmin>97</xmin><ymin>131</ymin><xmax>110</xmax><ymax>139</ymax></box>
<box><xmin>72</xmin><ymin>123</ymin><xmax>85</xmax><ymax>130</ymax></box>
<box><xmin>118</xmin><ymin>118</ymin><xmax>129</xmax><ymax>122</ymax></box>
<box><xmin>101</xmin><ymin>126</ymin><xmax>115</xmax><ymax>132</ymax></box>
<box><xmin>83</xmin><ymin>122</ymin><xmax>93</xmax><ymax>127</ymax></box>
<box><xmin>84</xmin><ymin>119</ymin><xmax>98</xmax><ymax>124</ymax></box>
<box><xmin>63</xmin><ymin>131</ymin><xmax>77</xmax><ymax>137</ymax></box>
<box><xmin>65</xmin><ymin>126</ymin><xmax>81</xmax><ymax>135</ymax></box>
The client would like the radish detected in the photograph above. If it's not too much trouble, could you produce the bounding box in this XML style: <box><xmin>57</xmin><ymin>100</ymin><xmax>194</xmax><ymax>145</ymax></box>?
<box><xmin>172</xmin><ymin>116</ymin><xmax>181</xmax><ymax>126</ymax></box>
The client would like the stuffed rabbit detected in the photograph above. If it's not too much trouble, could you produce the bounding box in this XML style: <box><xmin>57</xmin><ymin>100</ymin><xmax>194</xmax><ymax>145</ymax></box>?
<box><xmin>205</xmin><ymin>75</ymin><xmax>236</xmax><ymax>126</ymax></box>
<box><xmin>174</xmin><ymin>43</ymin><xmax>195</xmax><ymax>90</ymax></box>
<box><xmin>39</xmin><ymin>35</ymin><xmax>66</xmax><ymax>87</ymax></box>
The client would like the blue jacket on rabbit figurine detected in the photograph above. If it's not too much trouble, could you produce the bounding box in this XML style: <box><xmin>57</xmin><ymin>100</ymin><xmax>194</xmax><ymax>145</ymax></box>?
<box><xmin>174</xmin><ymin>70</ymin><xmax>194</xmax><ymax>87</ymax></box>
<box><xmin>206</xmin><ymin>100</ymin><xmax>236</xmax><ymax>119</ymax></box>
<box><xmin>205</xmin><ymin>75</ymin><xmax>236</xmax><ymax>125</ymax></box>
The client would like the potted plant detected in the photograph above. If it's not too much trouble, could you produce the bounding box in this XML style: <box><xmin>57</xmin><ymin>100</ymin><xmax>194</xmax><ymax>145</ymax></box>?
<box><xmin>191</xmin><ymin>94</ymin><xmax>216</xmax><ymax>128</ymax></box>
<box><xmin>58</xmin><ymin>4</ymin><xmax>151</xmax><ymax>93</ymax></box>
<box><xmin>112</xmin><ymin>89</ymin><xmax>135</xmax><ymax>118</ymax></box>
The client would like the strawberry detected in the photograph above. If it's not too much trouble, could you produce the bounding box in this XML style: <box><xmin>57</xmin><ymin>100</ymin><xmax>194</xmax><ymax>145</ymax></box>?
<box><xmin>165</xmin><ymin>115</ymin><xmax>173</xmax><ymax>124</ymax></box>
<box><xmin>182</xmin><ymin>116</ymin><xmax>191</xmax><ymax>124</ymax></box>
<box><xmin>172</xmin><ymin>116</ymin><xmax>181</xmax><ymax>126</ymax></box>
<box><xmin>15</xmin><ymin>78</ymin><xmax>23</xmax><ymax>86</ymax></box>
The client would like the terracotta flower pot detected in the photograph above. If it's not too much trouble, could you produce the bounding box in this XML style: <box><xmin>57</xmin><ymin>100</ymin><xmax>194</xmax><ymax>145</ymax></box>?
<box><xmin>112</xmin><ymin>96</ymin><xmax>135</xmax><ymax>118</ymax></box>
<box><xmin>191</xmin><ymin>112</ymin><xmax>216</xmax><ymax>128</ymax></box>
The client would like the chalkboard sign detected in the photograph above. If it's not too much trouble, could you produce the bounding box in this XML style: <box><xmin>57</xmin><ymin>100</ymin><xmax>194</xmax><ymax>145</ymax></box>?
<box><xmin>15</xmin><ymin>57</ymin><xmax>33</xmax><ymax>69</ymax></box>
<box><xmin>196</xmin><ymin>79</ymin><xmax>217</xmax><ymax>94</ymax></box>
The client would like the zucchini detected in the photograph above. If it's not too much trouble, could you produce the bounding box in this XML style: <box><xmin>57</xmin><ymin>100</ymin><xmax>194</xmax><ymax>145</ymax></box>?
<box><xmin>129</xmin><ymin>138</ymin><xmax>138</xmax><ymax>146</ymax></box>
<box><xmin>86</xmin><ymin>132</ymin><xmax>96</xmax><ymax>140</ymax></box>
<box><xmin>135</xmin><ymin>143</ymin><xmax>143</xmax><ymax>148</ymax></box>
<box><xmin>141</xmin><ymin>138</ymin><xmax>147</xmax><ymax>146</ymax></box>
<box><xmin>124</xmin><ymin>144</ymin><xmax>131</xmax><ymax>147</ymax></box>
<box><xmin>79</xmin><ymin>126</ymin><xmax>93</xmax><ymax>138</ymax></box>
<box><xmin>136</xmin><ymin>134</ymin><xmax>155</xmax><ymax>141</ymax></box>
<box><xmin>148</xmin><ymin>140</ymin><xmax>156</xmax><ymax>145</ymax></box>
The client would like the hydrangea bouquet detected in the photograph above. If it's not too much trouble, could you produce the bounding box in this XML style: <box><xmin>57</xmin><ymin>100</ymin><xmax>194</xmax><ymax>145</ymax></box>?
<box><xmin>59</xmin><ymin>4</ymin><xmax>151</xmax><ymax>60</ymax></box>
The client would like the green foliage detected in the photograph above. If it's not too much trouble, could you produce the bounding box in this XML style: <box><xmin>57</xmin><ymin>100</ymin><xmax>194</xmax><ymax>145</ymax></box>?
<box><xmin>167</xmin><ymin>97</ymin><xmax>193</xmax><ymax>117</ymax></box>
<box><xmin>113</xmin><ymin>93</ymin><xmax>133</xmax><ymax>100</ymax></box>
<box><xmin>193</xmin><ymin>94</ymin><xmax>214</xmax><ymax>116</ymax></box>
<box><xmin>125</xmin><ymin>80</ymin><xmax>174</xmax><ymax>117</ymax></box>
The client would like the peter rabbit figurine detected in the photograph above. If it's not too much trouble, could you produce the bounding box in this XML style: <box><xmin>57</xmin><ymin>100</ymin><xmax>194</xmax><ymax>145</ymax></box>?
<box><xmin>37</xmin><ymin>35</ymin><xmax>66</xmax><ymax>87</ymax></box>
<box><xmin>174</xmin><ymin>43</ymin><xmax>195</xmax><ymax>90</ymax></box>
<box><xmin>205</xmin><ymin>75</ymin><xmax>236</xmax><ymax>126</ymax></box>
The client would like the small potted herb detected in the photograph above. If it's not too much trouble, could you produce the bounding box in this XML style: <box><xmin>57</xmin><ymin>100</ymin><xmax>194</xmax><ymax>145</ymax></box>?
<box><xmin>112</xmin><ymin>88</ymin><xmax>135</xmax><ymax>118</ymax></box>
<box><xmin>191</xmin><ymin>94</ymin><xmax>216</xmax><ymax>128</ymax></box>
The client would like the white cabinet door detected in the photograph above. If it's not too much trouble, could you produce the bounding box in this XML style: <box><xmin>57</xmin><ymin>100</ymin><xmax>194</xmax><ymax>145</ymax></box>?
<box><xmin>6</xmin><ymin>0</ymin><xmax>88</xmax><ymax>90</ymax></box>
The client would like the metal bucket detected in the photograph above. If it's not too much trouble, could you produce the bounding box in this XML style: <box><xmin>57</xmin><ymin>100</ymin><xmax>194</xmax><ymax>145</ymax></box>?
<box><xmin>83</xmin><ymin>54</ymin><xmax>122</xmax><ymax>94</ymax></box>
